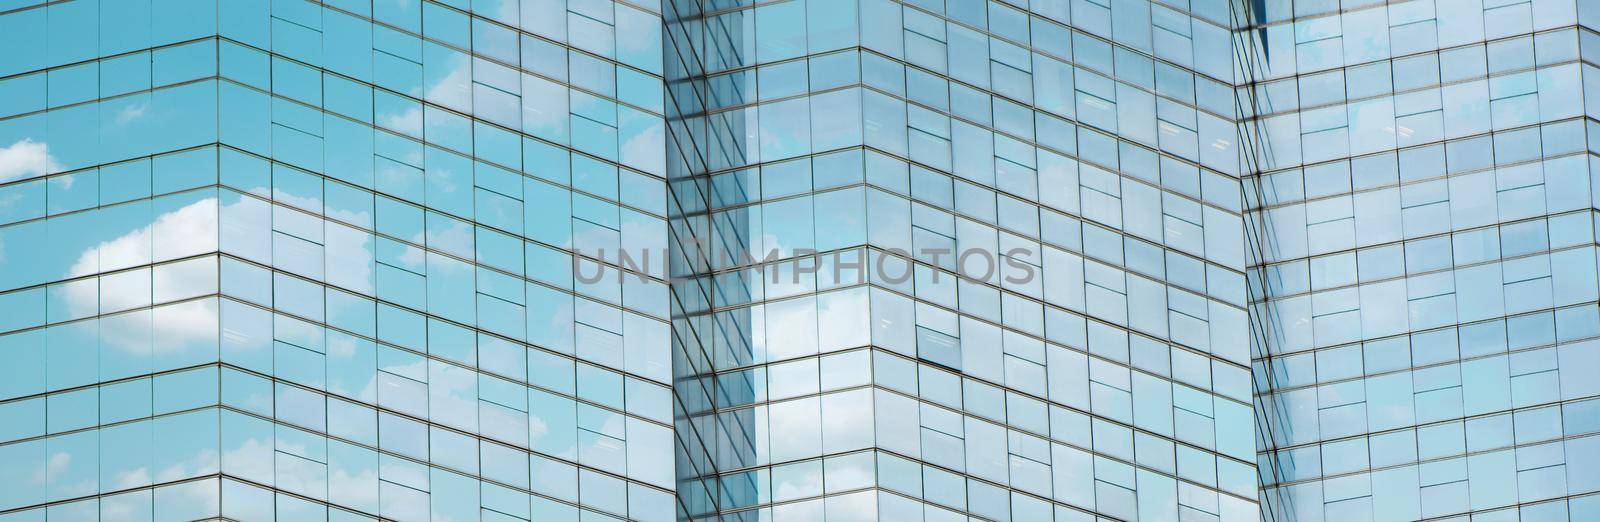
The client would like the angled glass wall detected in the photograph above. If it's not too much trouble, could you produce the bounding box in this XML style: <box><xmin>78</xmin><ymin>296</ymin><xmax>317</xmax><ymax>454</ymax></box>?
<box><xmin>1240</xmin><ymin>0</ymin><xmax>1600</xmax><ymax>520</ymax></box>
<box><xmin>0</xmin><ymin>0</ymin><xmax>674</xmax><ymax>520</ymax></box>
<box><xmin>667</xmin><ymin>0</ymin><xmax>1259</xmax><ymax>520</ymax></box>
<box><xmin>8</xmin><ymin>0</ymin><xmax>1600</xmax><ymax>521</ymax></box>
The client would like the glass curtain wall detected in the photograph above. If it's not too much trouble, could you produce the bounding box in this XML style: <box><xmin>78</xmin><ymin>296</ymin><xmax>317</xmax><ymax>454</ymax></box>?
<box><xmin>1240</xmin><ymin>0</ymin><xmax>1600</xmax><ymax>520</ymax></box>
<box><xmin>11</xmin><ymin>0</ymin><xmax>1599</xmax><ymax>520</ymax></box>
<box><xmin>0</xmin><ymin>0</ymin><xmax>675</xmax><ymax>520</ymax></box>
<box><xmin>667</xmin><ymin>0</ymin><xmax>1260</xmax><ymax>520</ymax></box>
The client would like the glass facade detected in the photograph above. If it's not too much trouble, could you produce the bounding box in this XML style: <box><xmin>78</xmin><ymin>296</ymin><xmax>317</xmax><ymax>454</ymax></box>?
<box><xmin>0</xmin><ymin>0</ymin><xmax>675</xmax><ymax>521</ymax></box>
<box><xmin>664</xmin><ymin>0</ymin><xmax>1257</xmax><ymax>520</ymax></box>
<box><xmin>1243</xmin><ymin>0</ymin><xmax>1600</xmax><ymax>521</ymax></box>
<box><xmin>0</xmin><ymin>0</ymin><xmax>1598</xmax><ymax>521</ymax></box>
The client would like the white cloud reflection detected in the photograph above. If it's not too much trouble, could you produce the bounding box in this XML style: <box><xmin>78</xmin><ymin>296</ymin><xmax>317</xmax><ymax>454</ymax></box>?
<box><xmin>0</xmin><ymin>138</ymin><xmax>60</xmax><ymax>183</ymax></box>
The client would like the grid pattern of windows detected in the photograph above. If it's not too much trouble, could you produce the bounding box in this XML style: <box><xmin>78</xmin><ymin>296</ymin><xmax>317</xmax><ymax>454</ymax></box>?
<box><xmin>666</xmin><ymin>0</ymin><xmax>1258</xmax><ymax>520</ymax></box>
<box><xmin>0</xmin><ymin>0</ymin><xmax>674</xmax><ymax>520</ymax></box>
<box><xmin>3</xmin><ymin>0</ymin><xmax>1600</xmax><ymax>520</ymax></box>
<box><xmin>1241</xmin><ymin>0</ymin><xmax>1600</xmax><ymax>520</ymax></box>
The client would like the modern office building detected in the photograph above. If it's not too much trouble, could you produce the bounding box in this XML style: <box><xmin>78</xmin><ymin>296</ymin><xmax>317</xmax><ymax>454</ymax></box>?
<box><xmin>662</xmin><ymin>0</ymin><xmax>1261</xmax><ymax>520</ymax></box>
<box><xmin>0</xmin><ymin>0</ymin><xmax>676</xmax><ymax>520</ymax></box>
<box><xmin>0</xmin><ymin>0</ymin><xmax>1598</xmax><ymax>521</ymax></box>
<box><xmin>1244</xmin><ymin>1</ymin><xmax>1600</xmax><ymax>521</ymax></box>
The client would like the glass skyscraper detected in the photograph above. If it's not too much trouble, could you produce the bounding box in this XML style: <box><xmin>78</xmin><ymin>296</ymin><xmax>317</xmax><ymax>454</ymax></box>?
<box><xmin>0</xmin><ymin>0</ymin><xmax>1598</xmax><ymax>521</ymax></box>
<box><xmin>664</xmin><ymin>0</ymin><xmax>1258</xmax><ymax>520</ymax></box>
<box><xmin>0</xmin><ymin>0</ymin><xmax>675</xmax><ymax>520</ymax></box>
<box><xmin>1244</xmin><ymin>1</ymin><xmax>1600</xmax><ymax>521</ymax></box>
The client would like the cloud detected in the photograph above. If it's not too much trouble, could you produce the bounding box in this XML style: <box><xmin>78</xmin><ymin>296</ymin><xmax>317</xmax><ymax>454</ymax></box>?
<box><xmin>328</xmin><ymin>464</ymin><xmax>379</xmax><ymax>511</ymax></box>
<box><xmin>49</xmin><ymin>172</ymin><xmax>75</xmax><ymax>190</ymax></box>
<box><xmin>380</xmin><ymin>104</ymin><xmax>424</xmax><ymax>138</ymax></box>
<box><xmin>48</xmin><ymin>461</ymin><xmax>99</xmax><ymax>501</ymax></box>
<box><xmin>428</xmin><ymin>362</ymin><xmax>478</xmax><ymax>429</ymax></box>
<box><xmin>111</xmin><ymin>466</ymin><xmax>153</xmax><ymax>491</ymax></box>
<box><xmin>620</xmin><ymin>114</ymin><xmax>665</xmax><ymax>176</ymax></box>
<box><xmin>0</xmin><ymin>138</ymin><xmax>61</xmax><ymax>183</ymax></box>
<box><xmin>60</xmin><ymin>198</ymin><xmax>221</xmax><ymax>351</ymax></box>
<box><xmin>99</xmin><ymin>490</ymin><xmax>152</xmax><ymax>519</ymax></box>
<box><xmin>816</xmin><ymin>287</ymin><xmax>869</xmax><ymax>350</ymax></box>
<box><xmin>114</xmin><ymin>100</ymin><xmax>149</xmax><ymax>125</ymax></box>
<box><xmin>45</xmin><ymin>450</ymin><xmax>71</xmax><ymax>480</ymax></box>
<box><xmin>763</xmin><ymin>296</ymin><xmax>818</xmax><ymax>362</ymax></box>
<box><xmin>765</xmin><ymin>396</ymin><xmax>820</xmax><ymax>462</ymax></box>
<box><xmin>529</xmin><ymin>415</ymin><xmax>550</xmax><ymax>443</ymax></box>
<box><xmin>425</xmin><ymin>52</ymin><xmax>473</xmax><ymax>111</ymax></box>
<box><xmin>522</xmin><ymin>76</ymin><xmax>568</xmax><ymax>139</ymax></box>
<box><xmin>143</xmin><ymin>297</ymin><xmax>219</xmax><ymax>357</ymax></box>
<box><xmin>770</xmin><ymin>460</ymin><xmax>823</xmax><ymax>501</ymax></box>
<box><xmin>426</xmin><ymin>212</ymin><xmax>474</xmax><ymax>258</ymax></box>
<box><xmin>275</xmin><ymin>452</ymin><xmax>328</xmax><ymax>499</ymax></box>
<box><xmin>69</xmin><ymin>196</ymin><xmax>218</xmax><ymax>278</ymax></box>
<box><xmin>153</xmin><ymin>446</ymin><xmax>220</xmax><ymax>483</ymax></box>
<box><xmin>269</xmin><ymin>189</ymin><xmax>322</xmax><ymax>215</ymax></box>
<box><xmin>160</xmin><ymin>476</ymin><xmax>222</xmax><ymax>517</ymax></box>
<box><xmin>326</xmin><ymin>335</ymin><xmax>378</xmax><ymax>403</ymax></box>
<box><xmin>379</xmin><ymin>53</ymin><xmax>473</xmax><ymax>136</ymax></box>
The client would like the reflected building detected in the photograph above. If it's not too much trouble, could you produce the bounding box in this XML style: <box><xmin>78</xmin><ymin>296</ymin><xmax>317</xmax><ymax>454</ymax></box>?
<box><xmin>664</xmin><ymin>0</ymin><xmax>1258</xmax><ymax>520</ymax></box>
<box><xmin>0</xmin><ymin>0</ymin><xmax>1599</xmax><ymax>521</ymax></box>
